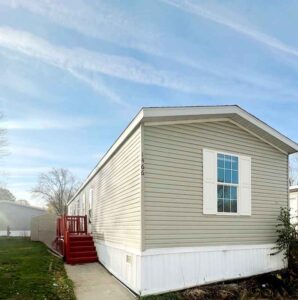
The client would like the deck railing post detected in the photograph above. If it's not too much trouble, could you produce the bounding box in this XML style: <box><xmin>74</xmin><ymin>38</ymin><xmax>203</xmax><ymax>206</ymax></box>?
<box><xmin>64</xmin><ymin>230</ymin><xmax>69</xmax><ymax>263</ymax></box>
<box><xmin>84</xmin><ymin>215</ymin><xmax>87</xmax><ymax>234</ymax></box>
<box><xmin>55</xmin><ymin>214</ymin><xmax>92</xmax><ymax>259</ymax></box>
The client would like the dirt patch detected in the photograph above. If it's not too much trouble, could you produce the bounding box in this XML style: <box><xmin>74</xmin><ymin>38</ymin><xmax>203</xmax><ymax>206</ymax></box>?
<box><xmin>143</xmin><ymin>270</ymin><xmax>298</xmax><ymax>300</ymax></box>
<box><xmin>180</xmin><ymin>269</ymin><xmax>298</xmax><ymax>300</ymax></box>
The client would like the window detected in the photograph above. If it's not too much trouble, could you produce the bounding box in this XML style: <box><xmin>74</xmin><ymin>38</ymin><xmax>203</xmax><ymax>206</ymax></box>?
<box><xmin>82</xmin><ymin>194</ymin><xmax>86</xmax><ymax>215</ymax></box>
<box><xmin>88</xmin><ymin>189</ymin><xmax>93</xmax><ymax>224</ymax></box>
<box><xmin>217</xmin><ymin>153</ymin><xmax>238</xmax><ymax>213</ymax></box>
<box><xmin>203</xmin><ymin>148</ymin><xmax>251</xmax><ymax>216</ymax></box>
<box><xmin>76</xmin><ymin>200</ymin><xmax>80</xmax><ymax>215</ymax></box>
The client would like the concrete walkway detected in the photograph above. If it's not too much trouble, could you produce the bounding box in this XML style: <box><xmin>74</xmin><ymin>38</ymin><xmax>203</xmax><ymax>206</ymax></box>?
<box><xmin>65</xmin><ymin>263</ymin><xmax>137</xmax><ymax>300</ymax></box>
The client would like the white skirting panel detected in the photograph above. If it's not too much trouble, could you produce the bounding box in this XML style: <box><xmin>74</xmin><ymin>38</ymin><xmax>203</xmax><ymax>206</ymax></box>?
<box><xmin>94</xmin><ymin>240</ymin><xmax>141</xmax><ymax>294</ymax></box>
<box><xmin>140</xmin><ymin>244</ymin><xmax>285</xmax><ymax>296</ymax></box>
<box><xmin>94</xmin><ymin>241</ymin><xmax>285</xmax><ymax>296</ymax></box>
<box><xmin>0</xmin><ymin>230</ymin><xmax>31</xmax><ymax>237</ymax></box>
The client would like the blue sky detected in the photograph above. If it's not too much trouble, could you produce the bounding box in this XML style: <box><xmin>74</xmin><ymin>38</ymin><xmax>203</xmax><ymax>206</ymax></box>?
<box><xmin>0</xmin><ymin>0</ymin><xmax>297</xmax><ymax>207</ymax></box>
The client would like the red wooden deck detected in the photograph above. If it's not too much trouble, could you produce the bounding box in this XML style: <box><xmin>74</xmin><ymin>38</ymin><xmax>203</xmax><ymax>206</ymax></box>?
<box><xmin>53</xmin><ymin>215</ymin><xmax>98</xmax><ymax>264</ymax></box>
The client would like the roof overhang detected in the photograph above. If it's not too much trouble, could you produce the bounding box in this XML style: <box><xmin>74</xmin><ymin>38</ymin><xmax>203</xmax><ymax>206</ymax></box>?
<box><xmin>290</xmin><ymin>186</ymin><xmax>298</xmax><ymax>193</ymax></box>
<box><xmin>142</xmin><ymin>105</ymin><xmax>298</xmax><ymax>154</ymax></box>
<box><xmin>69</xmin><ymin>105</ymin><xmax>298</xmax><ymax>204</ymax></box>
<box><xmin>0</xmin><ymin>200</ymin><xmax>47</xmax><ymax>211</ymax></box>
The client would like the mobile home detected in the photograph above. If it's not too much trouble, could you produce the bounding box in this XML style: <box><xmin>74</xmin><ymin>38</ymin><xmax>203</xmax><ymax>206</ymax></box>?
<box><xmin>0</xmin><ymin>200</ymin><xmax>46</xmax><ymax>237</ymax></box>
<box><xmin>68</xmin><ymin>105</ymin><xmax>298</xmax><ymax>296</ymax></box>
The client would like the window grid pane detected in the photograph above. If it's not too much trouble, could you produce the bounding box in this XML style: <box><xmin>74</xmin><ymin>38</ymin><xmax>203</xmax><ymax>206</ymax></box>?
<box><xmin>217</xmin><ymin>153</ymin><xmax>239</xmax><ymax>213</ymax></box>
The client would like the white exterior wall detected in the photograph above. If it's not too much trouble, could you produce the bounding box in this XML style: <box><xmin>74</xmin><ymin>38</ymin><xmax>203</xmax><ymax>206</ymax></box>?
<box><xmin>143</xmin><ymin>121</ymin><xmax>288</xmax><ymax>248</ymax></box>
<box><xmin>95</xmin><ymin>241</ymin><xmax>285</xmax><ymax>296</ymax></box>
<box><xmin>95</xmin><ymin>240</ymin><xmax>142</xmax><ymax>294</ymax></box>
<box><xmin>140</xmin><ymin>244</ymin><xmax>284</xmax><ymax>296</ymax></box>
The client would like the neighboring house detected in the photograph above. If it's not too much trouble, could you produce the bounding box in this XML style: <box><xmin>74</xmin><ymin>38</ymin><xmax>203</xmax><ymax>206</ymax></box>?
<box><xmin>290</xmin><ymin>186</ymin><xmax>298</xmax><ymax>224</ymax></box>
<box><xmin>0</xmin><ymin>201</ymin><xmax>46</xmax><ymax>236</ymax></box>
<box><xmin>68</xmin><ymin>105</ymin><xmax>298</xmax><ymax>296</ymax></box>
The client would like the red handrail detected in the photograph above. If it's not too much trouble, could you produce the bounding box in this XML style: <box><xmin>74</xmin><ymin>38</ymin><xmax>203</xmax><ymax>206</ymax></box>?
<box><xmin>53</xmin><ymin>215</ymin><xmax>88</xmax><ymax>259</ymax></box>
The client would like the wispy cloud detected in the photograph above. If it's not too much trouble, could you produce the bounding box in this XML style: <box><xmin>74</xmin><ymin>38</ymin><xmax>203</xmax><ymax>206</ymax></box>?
<box><xmin>2</xmin><ymin>166</ymin><xmax>89</xmax><ymax>179</ymax></box>
<box><xmin>0</xmin><ymin>0</ymin><xmax>161</xmax><ymax>56</ymax></box>
<box><xmin>161</xmin><ymin>0</ymin><xmax>298</xmax><ymax>58</ymax></box>
<box><xmin>1</xmin><ymin>115</ymin><xmax>98</xmax><ymax>130</ymax></box>
<box><xmin>8</xmin><ymin>145</ymin><xmax>102</xmax><ymax>166</ymax></box>
<box><xmin>67</xmin><ymin>69</ymin><xmax>123</xmax><ymax>105</ymax></box>
<box><xmin>3</xmin><ymin>167</ymin><xmax>49</xmax><ymax>177</ymax></box>
<box><xmin>0</xmin><ymin>26</ymin><xmax>239</xmax><ymax>97</ymax></box>
<box><xmin>11</xmin><ymin>147</ymin><xmax>49</xmax><ymax>158</ymax></box>
<box><xmin>3</xmin><ymin>1</ymin><xmax>298</xmax><ymax>100</ymax></box>
<box><xmin>0</xmin><ymin>27</ymin><xmax>124</xmax><ymax>105</ymax></box>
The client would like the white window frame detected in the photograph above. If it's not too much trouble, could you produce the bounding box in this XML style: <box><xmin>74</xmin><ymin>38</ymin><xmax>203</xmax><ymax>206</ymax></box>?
<box><xmin>87</xmin><ymin>188</ymin><xmax>93</xmax><ymax>225</ymax></box>
<box><xmin>203</xmin><ymin>148</ymin><xmax>251</xmax><ymax>216</ymax></box>
<box><xmin>82</xmin><ymin>194</ymin><xmax>86</xmax><ymax>216</ymax></box>
<box><xmin>77</xmin><ymin>199</ymin><xmax>80</xmax><ymax>216</ymax></box>
<box><xmin>89</xmin><ymin>188</ymin><xmax>93</xmax><ymax>210</ymax></box>
<box><xmin>216</xmin><ymin>150</ymin><xmax>240</xmax><ymax>216</ymax></box>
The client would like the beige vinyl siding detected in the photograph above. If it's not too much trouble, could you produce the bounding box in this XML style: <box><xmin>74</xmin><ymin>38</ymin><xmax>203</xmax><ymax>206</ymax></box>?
<box><xmin>72</xmin><ymin>126</ymin><xmax>142</xmax><ymax>249</ymax></box>
<box><xmin>143</xmin><ymin>121</ymin><xmax>288</xmax><ymax>249</ymax></box>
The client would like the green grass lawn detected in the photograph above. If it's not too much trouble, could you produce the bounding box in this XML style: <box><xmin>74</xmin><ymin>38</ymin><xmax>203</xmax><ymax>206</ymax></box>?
<box><xmin>0</xmin><ymin>237</ymin><xmax>75</xmax><ymax>300</ymax></box>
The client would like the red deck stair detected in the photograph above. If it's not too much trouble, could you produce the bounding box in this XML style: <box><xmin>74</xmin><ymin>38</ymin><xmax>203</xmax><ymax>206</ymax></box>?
<box><xmin>67</xmin><ymin>234</ymin><xmax>98</xmax><ymax>264</ymax></box>
<box><xmin>53</xmin><ymin>215</ymin><xmax>98</xmax><ymax>265</ymax></box>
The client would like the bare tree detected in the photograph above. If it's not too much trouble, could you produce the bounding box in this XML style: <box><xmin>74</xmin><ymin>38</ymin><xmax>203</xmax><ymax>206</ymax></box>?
<box><xmin>289</xmin><ymin>154</ymin><xmax>298</xmax><ymax>186</ymax></box>
<box><xmin>32</xmin><ymin>168</ymin><xmax>80</xmax><ymax>215</ymax></box>
<box><xmin>0</xmin><ymin>187</ymin><xmax>16</xmax><ymax>201</ymax></box>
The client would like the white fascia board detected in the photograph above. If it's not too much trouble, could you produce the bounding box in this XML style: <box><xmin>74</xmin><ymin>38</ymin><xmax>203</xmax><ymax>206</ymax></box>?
<box><xmin>234</xmin><ymin>107</ymin><xmax>298</xmax><ymax>153</ymax></box>
<box><xmin>142</xmin><ymin>105</ymin><xmax>234</xmax><ymax>118</ymax></box>
<box><xmin>142</xmin><ymin>106</ymin><xmax>298</xmax><ymax>152</ymax></box>
<box><xmin>290</xmin><ymin>186</ymin><xmax>298</xmax><ymax>194</ymax></box>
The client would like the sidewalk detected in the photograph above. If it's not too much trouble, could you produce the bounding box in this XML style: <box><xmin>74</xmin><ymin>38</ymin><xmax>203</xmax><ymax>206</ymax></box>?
<box><xmin>65</xmin><ymin>263</ymin><xmax>137</xmax><ymax>300</ymax></box>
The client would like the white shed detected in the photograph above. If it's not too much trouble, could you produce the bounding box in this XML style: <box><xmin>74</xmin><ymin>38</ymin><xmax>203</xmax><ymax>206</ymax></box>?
<box><xmin>0</xmin><ymin>201</ymin><xmax>46</xmax><ymax>236</ymax></box>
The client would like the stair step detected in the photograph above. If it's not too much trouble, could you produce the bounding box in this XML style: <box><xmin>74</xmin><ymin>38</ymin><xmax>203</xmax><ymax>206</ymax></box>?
<box><xmin>65</xmin><ymin>233</ymin><xmax>98</xmax><ymax>265</ymax></box>
<box><xmin>69</xmin><ymin>251</ymin><xmax>97</xmax><ymax>258</ymax></box>
<box><xmin>70</xmin><ymin>245</ymin><xmax>96</xmax><ymax>252</ymax></box>
<box><xmin>69</xmin><ymin>235</ymin><xmax>93</xmax><ymax>241</ymax></box>
<box><xmin>70</xmin><ymin>241</ymin><xmax>94</xmax><ymax>247</ymax></box>
<box><xmin>67</xmin><ymin>256</ymin><xmax>98</xmax><ymax>264</ymax></box>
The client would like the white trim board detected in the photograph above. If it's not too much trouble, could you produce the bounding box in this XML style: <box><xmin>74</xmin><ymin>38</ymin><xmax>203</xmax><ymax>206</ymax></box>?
<box><xmin>229</xmin><ymin>120</ymin><xmax>287</xmax><ymax>154</ymax></box>
<box><xmin>144</xmin><ymin>117</ymin><xmax>230</xmax><ymax>126</ymax></box>
<box><xmin>141</xmin><ymin>243</ymin><xmax>276</xmax><ymax>256</ymax></box>
<box><xmin>0</xmin><ymin>230</ymin><xmax>31</xmax><ymax>237</ymax></box>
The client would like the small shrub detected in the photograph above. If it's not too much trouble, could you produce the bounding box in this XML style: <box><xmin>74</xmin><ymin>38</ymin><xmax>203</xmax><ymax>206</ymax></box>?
<box><xmin>271</xmin><ymin>207</ymin><xmax>297</xmax><ymax>260</ymax></box>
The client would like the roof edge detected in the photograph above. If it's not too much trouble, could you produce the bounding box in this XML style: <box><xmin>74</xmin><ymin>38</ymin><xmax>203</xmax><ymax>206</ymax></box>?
<box><xmin>142</xmin><ymin>105</ymin><xmax>298</xmax><ymax>152</ymax></box>
<box><xmin>69</xmin><ymin>105</ymin><xmax>298</xmax><ymax>205</ymax></box>
<box><xmin>0</xmin><ymin>200</ymin><xmax>47</xmax><ymax>211</ymax></box>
